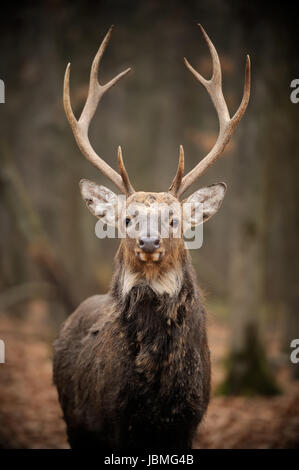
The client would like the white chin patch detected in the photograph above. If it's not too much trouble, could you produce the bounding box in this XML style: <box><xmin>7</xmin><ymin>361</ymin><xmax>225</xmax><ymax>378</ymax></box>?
<box><xmin>122</xmin><ymin>268</ymin><xmax>182</xmax><ymax>297</ymax></box>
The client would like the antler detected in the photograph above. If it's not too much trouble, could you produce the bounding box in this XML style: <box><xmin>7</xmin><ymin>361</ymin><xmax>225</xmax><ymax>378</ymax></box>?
<box><xmin>168</xmin><ymin>145</ymin><xmax>185</xmax><ymax>196</ymax></box>
<box><xmin>171</xmin><ymin>24</ymin><xmax>251</xmax><ymax>198</ymax></box>
<box><xmin>63</xmin><ymin>26</ymin><xmax>135</xmax><ymax>195</ymax></box>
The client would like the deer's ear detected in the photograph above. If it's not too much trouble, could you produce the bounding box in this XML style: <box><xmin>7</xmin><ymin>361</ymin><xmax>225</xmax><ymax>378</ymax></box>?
<box><xmin>79</xmin><ymin>179</ymin><xmax>124</xmax><ymax>226</ymax></box>
<box><xmin>182</xmin><ymin>183</ymin><xmax>227</xmax><ymax>225</ymax></box>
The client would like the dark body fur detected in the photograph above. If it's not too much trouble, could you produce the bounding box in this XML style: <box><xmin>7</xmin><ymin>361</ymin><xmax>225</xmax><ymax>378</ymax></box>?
<box><xmin>53</xmin><ymin>249</ymin><xmax>210</xmax><ymax>449</ymax></box>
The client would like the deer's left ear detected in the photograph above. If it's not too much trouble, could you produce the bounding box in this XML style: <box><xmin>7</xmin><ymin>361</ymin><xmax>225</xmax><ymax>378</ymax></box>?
<box><xmin>182</xmin><ymin>183</ymin><xmax>227</xmax><ymax>225</ymax></box>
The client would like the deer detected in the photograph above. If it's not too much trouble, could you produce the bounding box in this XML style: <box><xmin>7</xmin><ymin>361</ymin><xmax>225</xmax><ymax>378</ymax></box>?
<box><xmin>53</xmin><ymin>24</ymin><xmax>250</xmax><ymax>449</ymax></box>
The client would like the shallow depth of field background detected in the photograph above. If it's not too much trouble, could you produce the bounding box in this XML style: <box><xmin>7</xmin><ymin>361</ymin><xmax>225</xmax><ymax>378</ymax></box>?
<box><xmin>0</xmin><ymin>0</ymin><xmax>299</xmax><ymax>448</ymax></box>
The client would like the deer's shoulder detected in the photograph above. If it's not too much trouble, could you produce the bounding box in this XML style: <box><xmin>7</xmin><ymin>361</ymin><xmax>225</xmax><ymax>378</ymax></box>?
<box><xmin>57</xmin><ymin>294</ymin><xmax>112</xmax><ymax>340</ymax></box>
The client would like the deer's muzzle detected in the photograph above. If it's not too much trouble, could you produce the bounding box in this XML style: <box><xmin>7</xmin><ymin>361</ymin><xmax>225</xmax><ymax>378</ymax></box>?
<box><xmin>138</xmin><ymin>236</ymin><xmax>160</xmax><ymax>253</ymax></box>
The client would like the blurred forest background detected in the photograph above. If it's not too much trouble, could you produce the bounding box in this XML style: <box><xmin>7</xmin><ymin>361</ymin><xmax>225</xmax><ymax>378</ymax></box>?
<box><xmin>0</xmin><ymin>0</ymin><xmax>299</xmax><ymax>448</ymax></box>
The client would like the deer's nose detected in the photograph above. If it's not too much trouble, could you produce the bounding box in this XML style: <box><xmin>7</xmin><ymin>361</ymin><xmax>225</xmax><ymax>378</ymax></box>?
<box><xmin>138</xmin><ymin>236</ymin><xmax>160</xmax><ymax>253</ymax></box>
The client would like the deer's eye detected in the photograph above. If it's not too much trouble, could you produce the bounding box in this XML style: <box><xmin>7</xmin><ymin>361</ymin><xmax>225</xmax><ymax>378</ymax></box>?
<box><xmin>170</xmin><ymin>218</ymin><xmax>179</xmax><ymax>228</ymax></box>
<box><xmin>125</xmin><ymin>217</ymin><xmax>131</xmax><ymax>226</ymax></box>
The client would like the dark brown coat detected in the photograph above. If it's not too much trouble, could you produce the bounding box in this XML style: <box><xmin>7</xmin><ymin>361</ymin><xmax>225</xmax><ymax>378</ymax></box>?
<box><xmin>53</xmin><ymin>248</ymin><xmax>210</xmax><ymax>449</ymax></box>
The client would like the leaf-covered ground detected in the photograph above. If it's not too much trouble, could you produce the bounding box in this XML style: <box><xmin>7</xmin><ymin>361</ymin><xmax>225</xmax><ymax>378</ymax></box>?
<box><xmin>0</xmin><ymin>301</ymin><xmax>298</xmax><ymax>449</ymax></box>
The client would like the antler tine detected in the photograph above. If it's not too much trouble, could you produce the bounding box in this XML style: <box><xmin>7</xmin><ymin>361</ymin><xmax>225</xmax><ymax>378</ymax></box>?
<box><xmin>117</xmin><ymin>146</ymin><xmax>135</xmax><ymax>195</ymax></box>
<box><xmin>177</xmin><ymin>24</ymin><xmax>251</xmax><ymax>198</ymax></box>
<box><xmin>232</xmin><ymin>54</ymin><xmax>251</xmax><ymax>124</ymax></box>
<box><xmin>63</xmin><ymin>26</ymin><xmax>134</xmax><ymax>195</ymax></box>
<box><xmin>168</xmin><ymin>145</ymin><xmax>184</xmax><ymax>196</ymax></box>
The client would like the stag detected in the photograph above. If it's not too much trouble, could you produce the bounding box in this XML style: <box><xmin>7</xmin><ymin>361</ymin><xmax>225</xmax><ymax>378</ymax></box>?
<box><xmin>53</xmin><ymin>25</ymin><xmax>250</xmax><ymax>449</ymax></box>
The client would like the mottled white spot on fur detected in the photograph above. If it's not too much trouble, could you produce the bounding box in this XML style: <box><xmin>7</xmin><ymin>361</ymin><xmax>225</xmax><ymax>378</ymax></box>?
<box><xmin>122</xmin><ymin>268</ymin><xmax>182</xmax><ymax>297</ymax></box>
<box><xmin>149</xmin><ymin>269</ymin><xmax>182</xmax><ymax>296</ymax></box>
<box><xmin>138</xmin><ymin>252</ymin><xmax>147</xmax><ymax>262</ymax></box>
<box><xmin>151</xmin><ymin>252</ymin><xmax>160</xmax><ymax>262</ymax></box>
<box><xmin>122</xmin><ymin>269</ymin><xmax>140</xmax><ymax>296</ymax></box>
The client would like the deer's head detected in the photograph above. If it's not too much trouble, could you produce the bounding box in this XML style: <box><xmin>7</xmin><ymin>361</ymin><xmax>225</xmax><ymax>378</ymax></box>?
<box><xmin>64</xmin><ymin>25</ymin><xmax>250</xmax><ymax>279</ymax></box>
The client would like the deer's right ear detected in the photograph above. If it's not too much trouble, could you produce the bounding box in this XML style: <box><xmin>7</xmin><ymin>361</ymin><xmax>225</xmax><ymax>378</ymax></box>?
<box><xmin>79</xmin><ymin>179</ymin><xmax>124</xmax><ymax>227</ymax></box>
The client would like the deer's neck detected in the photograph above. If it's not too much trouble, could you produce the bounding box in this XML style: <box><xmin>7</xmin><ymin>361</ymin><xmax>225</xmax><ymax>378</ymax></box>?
<box><xmin>110</xmin><ymin>245</ymin><xmax>199</xmax><ymax>320</ymax></box>
<box><xmin>110</xmin><ymin>251</ymin><xmax>200</xmax><ymax>383</ymax></box>
<box><xmin>112</xmin><ymin>245</ymin><xmax>191</xmax><ymax>297</ymax></box>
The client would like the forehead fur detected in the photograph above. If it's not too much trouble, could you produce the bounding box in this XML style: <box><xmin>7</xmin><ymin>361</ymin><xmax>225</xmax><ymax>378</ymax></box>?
<box><xmin>126</xmin><ymin>192</ymin><xmax>178</xmax><ymax>207</ymax></box>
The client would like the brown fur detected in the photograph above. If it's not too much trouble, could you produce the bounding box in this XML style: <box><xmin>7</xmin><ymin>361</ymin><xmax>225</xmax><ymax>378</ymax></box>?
<box><xmin>122</xmin><ymin>191</ymin><xmax>184</xmax><ymax>279</ymax></box>
<box><xmin>53</xmin><ymin>191</ymin><xmax>211</xmax><ymax>449</ymax></box>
